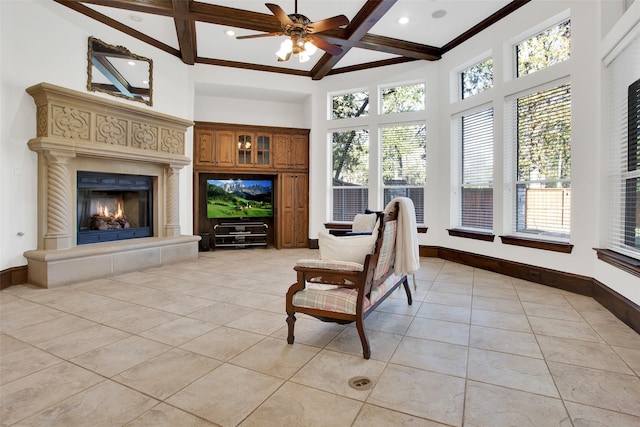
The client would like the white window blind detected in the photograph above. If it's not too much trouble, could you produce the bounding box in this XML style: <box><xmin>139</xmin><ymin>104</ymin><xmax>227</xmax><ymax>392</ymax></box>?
<box><xmin>510</xmin><ymin>82</ymin><xmax>572</xmax><ymax>239</ymax></box>
<box><xmin>606</xmin><ymin>31</ymin><xmax>640</xmax><ymax>258</ymax></box>
<box><xmin>381</xmin><ymin>123</ymin><xmax>426</xmax><ymax>223</ymax></box>
<box><xmin>459</xmin><ymin>108</ymin><xmax>494</xmax><ymax>230</ymax></box>
<box><xmin>332</xmin><ymin>129</ymin><xmax>370</xmax><ymax>221</ymax></box>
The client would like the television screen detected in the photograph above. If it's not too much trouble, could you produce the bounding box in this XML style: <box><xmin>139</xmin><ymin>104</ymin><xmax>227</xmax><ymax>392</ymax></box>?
<box><xmin>206</xmin><ymin>179</ymin><xmax>273</xmax><ymax>218</ymax></box>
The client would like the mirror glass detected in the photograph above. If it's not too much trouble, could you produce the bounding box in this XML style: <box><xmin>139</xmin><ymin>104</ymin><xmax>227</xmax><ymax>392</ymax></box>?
<box><xmin>87</xmin><ymin>37</ymin><xmax>152</xmax><ymax>106</ymax></box>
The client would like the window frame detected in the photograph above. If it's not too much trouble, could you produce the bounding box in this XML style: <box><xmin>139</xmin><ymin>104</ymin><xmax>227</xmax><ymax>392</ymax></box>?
<box><xmin>379</xmin><ymin>121</ymin><xmax>427</xmax><ymax>224</ymax></box>
<box><xmin>453</xmin><ymin>105</ymin><xmax>495</xmax><ymax>232</ymax></box>
<box><xmin>504</xmin><ymin>77</ymin><xmax>572</xmax><ymax>242</ymax></box>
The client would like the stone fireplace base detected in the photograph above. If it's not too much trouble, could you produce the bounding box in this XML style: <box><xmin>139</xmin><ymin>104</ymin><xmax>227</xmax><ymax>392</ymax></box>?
<box><xmin>25</xmin><ymin>83</ymin><xmax>197</xmax><ymax>288</ymax></box>
<box><xmin>24</xmin><ymin>235</ymin><xmax>199</xmax><ymax>288</ymax></box>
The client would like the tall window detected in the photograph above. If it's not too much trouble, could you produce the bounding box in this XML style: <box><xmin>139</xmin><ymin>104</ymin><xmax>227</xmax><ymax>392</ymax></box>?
<box><xmin>516</xmin><ymin>19</ymin><xmax>571</xmax><ymax>77</ymax></box>
<box><xmin>381</xmin><ymin>124</ymin><xmax>426</xmax><ymax>223</ymax></box>
<box><xmin>461</xmin><ymin>58</ymin><xmax>493</xmax><ymax>99</ymax></box>
<box><xmin>459</xmin><ymin>108</ymin><xmax>494</xmax><ymax>230</ymax></box>
<box><xmin>513</xmin><ymin>83</ymin><xmax>571</xmax><ymax>238</ymax></box>
<box><xmin>624</xmin><ymin>79</ymin><xmax>640</xmax><ymax>250</ymax></box>
<box><xmin>329</xmin><ymin>83</ymin><xmax>427</xmax><ymax>223</ymax></box>
<box><xmin>332</xmin><ymin>129</ymin><xmax>369</xmax><ymax>221</ymax></box>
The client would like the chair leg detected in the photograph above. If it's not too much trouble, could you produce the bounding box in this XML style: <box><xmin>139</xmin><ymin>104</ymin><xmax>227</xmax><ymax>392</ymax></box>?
<box><xmin>403</xmin><ymin>276</ymin><xmax>413</xmax><ymax>305</ymax></box>
<box><xmin>355</xmin><ymin>317</ymin><xmax>371</xmax><ymax>359</ymax></box>
<box><xmin>286</xmin><ymin>313</ymin><xmax>296</xmax><ymax>344</ymax></box>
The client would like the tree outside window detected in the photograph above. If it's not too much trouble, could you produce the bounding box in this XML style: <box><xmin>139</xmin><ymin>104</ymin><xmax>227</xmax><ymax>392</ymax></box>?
<box><xmin>331</xmin><ymin>91</ymin><xmax>369</xmax><ymax>120</ymax></box>
<box><xmin>516</xmin><ymin>19</ymin><xmax>571</xmax><ymax>77</ymax></box>
<box><xmin>332</xmin><ymin>129</ymin><xmax>369</xmax><ymax>221</ymax></box>
<box><xmin>515</xmin><ymin>83</ymin><xmax>571</xmax><ymax>238</ymax></box>
<box><xmin>381</xmin><ymin>83</ymin><xmax>425</xmax><ymax>114</ymax></box>
<box><xmin>461</xmin><ymin>58</ymin><xmax>493</xmax><ymax>99</ymax></box>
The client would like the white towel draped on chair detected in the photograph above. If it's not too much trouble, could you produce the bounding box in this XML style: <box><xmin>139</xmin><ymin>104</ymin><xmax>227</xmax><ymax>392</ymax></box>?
<box><xmin>385</xmin><ymin>197</ymin><xmax>420</xmax><ymax>276</ymax></box>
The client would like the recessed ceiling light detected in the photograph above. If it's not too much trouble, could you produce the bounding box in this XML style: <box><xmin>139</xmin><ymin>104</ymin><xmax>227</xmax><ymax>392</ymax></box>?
<box><xmin>128</xmin><ymin>61</ymin><xmax>136</xmax><ymax>66</ymax></box>
<box><xmin>398</xmin><ymin>17</ymin><xmax>409</xmax><ymax>25</ymax></box>
<box><xmin>129</xmin><ymin>14</ymin><xmax>142</xmax><ymax>22</ymax></box>
<box><xmin>225</xmin><ymin>29</ymin><xmax>236</xmax><ymax>37</ymax></box>
<box><xmin>432</xmin><ymin>10</ymin><xmax>447</xmax><ymax>19</ymax></box>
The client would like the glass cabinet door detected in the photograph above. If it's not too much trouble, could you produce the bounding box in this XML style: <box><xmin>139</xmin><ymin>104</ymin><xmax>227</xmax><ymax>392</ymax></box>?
<box><xmin>237</xmin><ymin>134</ymin><xmax>252</xmax><ymax>164</ymax></box>
<box><xmin>256</xmin><ymin>134</ymin><xmax>271</xmax><ymax>166</ymax></box>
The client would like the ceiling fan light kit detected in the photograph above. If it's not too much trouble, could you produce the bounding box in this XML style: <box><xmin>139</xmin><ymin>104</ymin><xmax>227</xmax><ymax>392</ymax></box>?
<box><xmin>239</xmin><ymin>1</ymin><xmax>349</xmax><ymax>63</ymax></box>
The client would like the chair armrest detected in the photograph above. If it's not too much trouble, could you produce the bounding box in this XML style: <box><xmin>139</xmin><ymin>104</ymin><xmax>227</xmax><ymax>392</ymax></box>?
<box><xmin>328</xmin><ymin>229</ymin><xmax>352</xmax><ymax>236</ymax></box>
<box><xmin>295</xmin><ymin>259</ymin><xmax>364</xmax><ymax>272</ymax></box>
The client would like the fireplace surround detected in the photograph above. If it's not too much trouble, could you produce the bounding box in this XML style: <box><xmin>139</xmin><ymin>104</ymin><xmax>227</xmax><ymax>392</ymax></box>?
<box><xmin>24</xmin><ymin>82</ymin><xmax>198</xmax><ymax>287</ymax></box>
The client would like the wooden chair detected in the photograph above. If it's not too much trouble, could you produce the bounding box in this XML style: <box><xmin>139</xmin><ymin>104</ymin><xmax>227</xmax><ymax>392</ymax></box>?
<box><xmin>285</xmin><ymin>201</ymin><xmax>413</xmax><ymax>359</ymax></box>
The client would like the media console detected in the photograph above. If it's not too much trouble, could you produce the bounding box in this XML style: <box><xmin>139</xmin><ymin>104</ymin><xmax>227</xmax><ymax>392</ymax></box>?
<box><xmin>213</xmin><ymin>221</ymin><xmax>268</xmax><ymax>248</ymax></box>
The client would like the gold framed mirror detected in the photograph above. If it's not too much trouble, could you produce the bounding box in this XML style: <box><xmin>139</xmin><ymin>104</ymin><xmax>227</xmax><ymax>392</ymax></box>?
<box><xmin>87</xmin><ymin>37</ymin><xmax>152</xmax><ymax>106</ymax></box>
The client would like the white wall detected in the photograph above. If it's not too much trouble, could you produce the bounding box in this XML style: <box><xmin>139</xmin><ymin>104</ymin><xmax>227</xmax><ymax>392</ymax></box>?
<box><xmin>192</xmin><ymin>64</ymin><xmax>313</xmax><ymax>128</ymax></box>
<box><xmin>0</xmin><ymin>0</ymin><xmax>192</xmax><ymax>270</ymax></box>
<box><xmin>1</xmin><ymin>0</ymin><xmax>638</xmax><ymax>306</ymax></box>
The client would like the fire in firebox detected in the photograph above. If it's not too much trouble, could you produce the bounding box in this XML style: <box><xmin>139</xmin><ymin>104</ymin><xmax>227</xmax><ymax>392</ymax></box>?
<box><xmin>90</xmin><ymin>200</ymin><xmax>130</xmax><ymax>230</ymax></box>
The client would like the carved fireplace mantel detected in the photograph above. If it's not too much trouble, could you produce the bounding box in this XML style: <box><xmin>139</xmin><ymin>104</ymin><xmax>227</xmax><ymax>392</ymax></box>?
<box><xmin>24</xmin><ymin>82</ymin><xmax>198</xmax><ymax>287</ymax></box>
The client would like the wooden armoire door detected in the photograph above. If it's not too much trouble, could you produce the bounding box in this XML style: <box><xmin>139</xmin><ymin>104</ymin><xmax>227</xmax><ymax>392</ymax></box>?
<box><xmin>278</xmin><ymin>173</ymin><xmax>308</xmax><ymax>248</ymax></box>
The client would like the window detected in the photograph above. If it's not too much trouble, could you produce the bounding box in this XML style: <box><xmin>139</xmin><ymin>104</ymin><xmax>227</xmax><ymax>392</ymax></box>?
<box><xmin>329</xmin><ymin>83</ymin><xmax>427</xmax><ymax>223</ymax></box>
<box><xmin>516</xmin><ymin>19</ymin><xmax>571</xmax><ymax>77</ymax></box>
<box><xmin>331</xmin><ymin>91</ymin><xmax>369</xmax><ymax>119</ymax></box>
<box><xmin>381</xmin><ymin>83</ymin><xmax>425</xmax><ymax>114</ymax></box>
<box><xmin>512</xmin><ymin>83</ymin><xmax>571</xmax><ymax>239</ymax></box>
<box><xmin>381</xmin><ymin>123</ymin><xmax>426</xmax><ymax>223</ymax></box>
<box><xmin>624</xmin><ymin>79</ymin><xmax>640</xmax><ymax>250</ymax></box>
<box><xmin>332</xmin><ymin>129</ymin><xmax>369</xmax><ymax>221</ymax></box>
<box><xmin>461</xmin><ymin>58</ymin><xmax>493</xmax><ymax>99</ymax></box>
<box><xmin>458</xmin><ymin>108</ymin><xmax>494</xmax><ymax>230</ymax></box>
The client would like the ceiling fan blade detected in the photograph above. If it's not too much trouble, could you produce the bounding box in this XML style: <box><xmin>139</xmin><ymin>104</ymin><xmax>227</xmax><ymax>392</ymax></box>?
<box><xmin>266</xmin><ymin>3</ymin><xmax>295</xmax><ymax>27</ymax></box>
<box><xmin>308</xmin><ymin>35</ymin><xmax>343</xmax><ymax>56</ymax></box>
<box><xmin>236</xmin><ymin>32</ymin><xmax>284</xmax><ymax>40</ymax></box>
<box><xmin>306</xmin><ymin>15</ymin><xmax>349</xmax><ymax>33</ymax></box>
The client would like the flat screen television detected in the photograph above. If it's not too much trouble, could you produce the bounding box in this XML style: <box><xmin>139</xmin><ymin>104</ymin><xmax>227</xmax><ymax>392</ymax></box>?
<box><xmin>206</xmin><ymin>179</ymin><xmax>273</xmax><ymax>219</ymax></box>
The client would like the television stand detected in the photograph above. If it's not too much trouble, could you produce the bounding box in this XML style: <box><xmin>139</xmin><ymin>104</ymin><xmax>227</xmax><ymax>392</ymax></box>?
<box><xmin>213</xmin><ymin>221</ymin><xmax>268</xmax><ymax>249</ymax></box>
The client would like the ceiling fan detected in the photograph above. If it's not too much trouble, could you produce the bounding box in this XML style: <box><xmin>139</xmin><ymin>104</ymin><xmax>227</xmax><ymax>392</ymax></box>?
<box><xmin>236</xmin><ymin>1</ymin><xmax>349</xmax><ymax>63</ymax></box>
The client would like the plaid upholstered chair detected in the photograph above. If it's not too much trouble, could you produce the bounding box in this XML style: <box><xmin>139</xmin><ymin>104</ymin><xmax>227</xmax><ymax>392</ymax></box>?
<box><xmin>285</xmin><ymin>201</ymin><xmax>413</xmax><ymax>359</ymax></box>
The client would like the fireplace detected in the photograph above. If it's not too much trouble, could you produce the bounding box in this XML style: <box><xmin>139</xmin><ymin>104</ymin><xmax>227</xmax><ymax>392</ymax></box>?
<box><xmin>77</xmin><ymin>172</ymin><xmax>153</xmax><ymax>244</ymax></box>
<box><xmin>24</xmin><ymin>82</ymin><xmax>199</xmax><ymax>288</ymax></box>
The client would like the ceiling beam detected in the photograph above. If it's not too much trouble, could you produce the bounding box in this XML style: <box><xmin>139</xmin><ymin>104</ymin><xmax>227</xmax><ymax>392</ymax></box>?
<box><xmin>53</xmin><ymin>0</ymin><xmax>531</xmax><ymax>81</ymax></box>
<box><xmin>310</xmin><ymin>0</ymin><xmax>398</xmax><ymax>81</ymax></box>
<box><xmin>441</xmin><ymin>0</ymin><xmax>532</xmax><ymax>53</ymax></box>
<box><xmin>172</xmin><ymin>0</ymin><xmax>196</xmax><ymax>65</ymax></box>
<box><xmin>196</xmin><ymin>57</ymin><xmax>309</xmax><ymax>77</ymax></box>
<box><xmin>54</xmin><ymin>0</ymin><xmax>181</xmax><ymax>58</ymax></box>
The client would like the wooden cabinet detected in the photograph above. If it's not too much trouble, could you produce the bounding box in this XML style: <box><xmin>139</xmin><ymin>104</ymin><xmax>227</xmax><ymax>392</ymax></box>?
<box><xmin>278</xmin><ymin>173</ymin><xmax>308</xmax><ymax>248</ymax></box>
<box><xmin>274</xmin><ymin>134</ymin><xmax>308</xmax><ymax>170</ymax></box>
<box><xmin>237</xmin><ymin>132</ymin><xmax>272</xmax><ymax>168</ymax></box>
<box><xmin>194</xmin><ymin>122</ymin><xmax>309</xmax><ymax>249</ymax></box>
<box><xmin>195</xmin><ymin>128</ymin><xmax>235</xmax><ymax>167</ymax></box>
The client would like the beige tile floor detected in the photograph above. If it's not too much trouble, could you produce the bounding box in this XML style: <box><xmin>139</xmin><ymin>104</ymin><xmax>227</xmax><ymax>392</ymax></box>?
<box><xmin>1</xmin><ymin>248</ymin><xmax>640</xmax><ymax>426</ymax></box>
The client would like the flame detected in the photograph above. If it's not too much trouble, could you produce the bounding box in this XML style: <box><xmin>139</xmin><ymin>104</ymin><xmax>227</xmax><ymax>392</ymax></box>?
<box><xmin>95</xmin><ymin>200</ymin><xmax>124</xmax><ymax>218</ymax></box>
